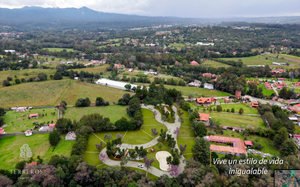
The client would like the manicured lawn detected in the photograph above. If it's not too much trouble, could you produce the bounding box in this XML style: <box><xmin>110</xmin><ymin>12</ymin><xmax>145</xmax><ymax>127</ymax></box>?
<box><xmin>154</xmin><ymin>106</ymin><xmax>174</xmax><ymax>123</ymax></box>
<box><xmin>162</xmin><ymin>85</ymin><xmax>232</xmax><ymax>97</ymax></box>
<box><xmin>206</xmin><ymin>103</ymin><xmax>259</xmax><ymax>114</ymax></box>
<box><xmin>42</xmin><ymin>48</ymin><xmax>75</xmax><ymax>52</ymax></box>
<box><xmin>258</xmin><ymin>85</ymin><xmax>275</xmax><ymax>96</ymax></box>
<box><xmin>0</xmin><ymin>80</ymin><xmax>71</xmax><ymax>108</ymax></box>
<box><xmin>140</xmin><ymin>108</ymin><xmax>167</xmax><ymax>136</ymax></box>
<box><xmin>61</xmin><ymin>81</ymin><xmax>133</xmax><ymax>105</ymax></box>
<box><xmin>0</xmin><ymin>134</ymin><xmax>75</xmax><ymax>170</ymax></box>
<box><xmin>3</xmin><ymin>108</ymin><xmax>58</xmax><ymax>133</ymax></box>
<box><xmin>63</xmin><ymin>106</ymin><xmax>130</xmax><ymax>123</ymax></box>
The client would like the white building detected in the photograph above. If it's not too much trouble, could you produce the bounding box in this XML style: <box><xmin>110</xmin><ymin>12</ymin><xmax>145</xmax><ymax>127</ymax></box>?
<box><xmin>204</xmin><ymin>83</ymin><xmax>214</xmax><ymax>90</ymax></box>
<box><xmin>196</xmin><ymin>42</ymin><xmax>214</xmax><ymax>46</ymax></box>
<box><xmin>146</xmin><ymin>44</ymin><xmax>156</xmax><ymax>47</ymax></box>
<box><xmin>4</xmin><ymin>50</ymin><xmax>16</xmax><ymax>54</ymax></box>
<box><xmin>95</xmin><ymin>78</ymin><xmax>140</xmax><ymax>90</ymax></box>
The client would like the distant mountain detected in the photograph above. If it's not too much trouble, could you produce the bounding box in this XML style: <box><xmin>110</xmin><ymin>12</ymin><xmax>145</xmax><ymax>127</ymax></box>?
<box><xmin>0</xmin><ymin>6</ymin><xmax>298</xmax><ymax>28</ymax></box>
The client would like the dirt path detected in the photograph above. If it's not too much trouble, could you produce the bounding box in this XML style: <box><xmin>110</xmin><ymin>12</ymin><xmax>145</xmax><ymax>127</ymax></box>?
<box><xmin>282</xmin><ymin>57</ymin><xmax>300</xmax><ymax>63</ymax></box>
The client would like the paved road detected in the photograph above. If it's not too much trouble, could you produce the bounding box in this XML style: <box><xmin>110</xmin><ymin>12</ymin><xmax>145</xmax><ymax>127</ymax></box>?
<box><xmin>243</xmin><ymin>95</ymin><xmax>286</xmax><ymax>107</ymax></box>
<box><xmin>99</xmin><ymin>104</ymin><xmax>186</xmax><ymax>177</ymax></box>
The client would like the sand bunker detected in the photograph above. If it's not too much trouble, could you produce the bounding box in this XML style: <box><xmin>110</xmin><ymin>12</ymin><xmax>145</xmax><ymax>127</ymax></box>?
<box><xmin>156</xmin><ymin>151</ymin><xmax>172</xmax><ymax>171</ymax></box>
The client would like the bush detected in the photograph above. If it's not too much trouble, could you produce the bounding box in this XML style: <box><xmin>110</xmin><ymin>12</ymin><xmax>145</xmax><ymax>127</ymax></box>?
<box><xmin>217</xmin><ymin>105</ymin><xmax>222</xmax><ymax>112</ymax></box>
<box><xmin>15</xmin><ymin>79</ymin><xmax>21</xmax><ymax>84</ymax></box>
<box><xmin>49</xmin><ymin>130</ymin><xmax>61</xmax><ymax>146</ymax></box>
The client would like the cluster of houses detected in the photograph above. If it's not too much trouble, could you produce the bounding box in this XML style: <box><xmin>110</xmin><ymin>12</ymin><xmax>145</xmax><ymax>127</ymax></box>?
<box><xmin>4</xmin><ymin>50</ymin><xmax>38</xmax><ymax>58</ymax></box>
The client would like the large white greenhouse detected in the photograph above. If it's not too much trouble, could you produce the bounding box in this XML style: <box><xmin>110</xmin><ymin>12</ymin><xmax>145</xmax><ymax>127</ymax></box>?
<box><xmin>95</xmin><ymin>78</ymin><xmax>139</xmax><ymax>90</ymax></box>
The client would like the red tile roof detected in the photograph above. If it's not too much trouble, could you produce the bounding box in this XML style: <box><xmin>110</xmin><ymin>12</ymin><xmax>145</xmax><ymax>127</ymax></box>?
<box><xmin>198</xmin><ymin>113</ymin><xmax>210</xmax><ymax>121</ymax></box>
<box><xmin>205</xmin><ymin>135</ymin><xmax>247</xmax><ymax>155</ymax></box>
<box><xmin>196</xmin><ymin>97</ymin><xmax>211</xmax><ymax>104</ymax></box>
<box><xmin>190</xmin><ymin>61</ymin><xmax>199</xmax><ymax>66</ymax></box>
<box><xmin>244</xmin><ymin>141</ymin><xmax>253</xmax><ymax>146</ymax></box>
<box><xmin>27</xmin><ymin>161</ymin><xmax>37</xmax><ymax>166</ymax></box>
<box><xmin>29</xmin><ymin>113</ymin><xmax>38</xmax><ymax>118</ymax></box>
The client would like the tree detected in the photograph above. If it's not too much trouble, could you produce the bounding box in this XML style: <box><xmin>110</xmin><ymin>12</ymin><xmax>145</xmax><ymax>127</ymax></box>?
<box><xmin>95</xmin><ymin>141</ymin><xmax>103</xmax><ymax>151</ymax></box>
<box><xmin>125</xmin><ymin>84</ymin><xmax>132</xmax><ymax>91</ymax></box>
<box><xmin>192</xmin><ymin>137</ymin><xmax>210</xmax><ymax>165</ymax></box>
<box><xmin>116</xmin><ymin>133</ymin><xmax>123</xmax><ymax>139</ymax></box>
<box><xmin>239</xmin><ymin>108</ymin><xmax>244</xmax><ymax>115</ymax></box>
<box><xmin>104</xmin><ymin>134</ymin><xmax>113</xmax><ymax>142</ymax></box>
<box><xmin>159</xmin><ymin>129</ymin><xmax>167</xmax><ymax>141</ymax></box>
<box><xmin>49</xmin><ymin>130</ymin><xmax>61</xmax><ymax>146</ymax></box>
<box><xmin>166</xmin><ymin>156</ymin><xmax>172</xmax><ymax>167</ymax></box>
<box><xmin>274</xmin><ymin>127</ymin><xmax>289</xmax><ymax>148</ymax></box>
<box><xmin>173</xmin><ymin>127</ymin><xmax>181</xmax><ymax>137</ymax></box>
<box><xmin>118</xmin><ymin>93</ymin><xmax>131</xmax><ymax>105</ymax></box>
<box><xmin>280</xmin><ymin>139</ymin><xmax>297</xmax><ymax>157</ymax></box>
<box><xmin>53</xmin><ymin>72</ymin><xmax>63</xmax><ymax>80</ymax></box>
<box><xmin>2</xmin><ymin>80</ymin><xmax>11</xmax><ymax>87</ymax></box>
<box><xmin>126</xmin><ymin>97</ymin><xmax>141</xmax><ymax>117</ymax></box>
<box><xmin>178</xmin><ymin>117</ymin><xmax>184</xmax><ymax>125</ymax></box>
<box><xmin>99</xmin><ymin>153</ymin><xmax>107</xmax><ymax>162</ymax></box>
<box><xmin>180</xmin><ymin>144</ymin><xmax>187</xmax><ymax>155</ymax></box>
<box><xmin>231</xmin><ymin>108</ymin><xmax>235</xmax><ymax>113</ymax></box>
<box><xmin>161</xmin><ymin>115</ymin><xmax>167</xmax><ymax>124</ymax></box>
<box><xmin>95</xmin><ymin>97</ymin><xmax>105</xmax><ymax>106</ymax></box>
<box><xmin>151</xmin><ymin>128</ymin><xmax>159</xmax><ymax>136</ymax></box>
<box><xmin>168</xmin><ymin>165</ymin><xmax>180</xmax><ymax>177</ymax></box>
<box><xmin>217</xmin><ymin>105</ymin><xmax>222</xmax><ymax>112</ymax></box>
<box><xmin>189</xmin><ymin>111</ymin><xmax>200</xmax><ymax>122</ymax></box>
<box><xmin>144</xmin><ymin>157</ymin><xmax>155</xmax><ymax>175</ymax></box>
<box><xmin>15</xmin><ymin>78</ymin><xmax>21</xmax><ymax>84</ymax></box>
<box><xmin>37</xmin><ymin>73</ymin><xmax>48</xmax><ymax>81</ymax></box>
<box><xmin>56</xmin><ymin>118</ymin><xmax>72</xmax><ymax>134</ymax></box>
<box><xmin>158</xmin><ymin>142</ymin><xmax>163</xmax><ymax>150</ymax></box>
<box><xmin>193</xmin><ymin>122</ymin><xmax>207</xmax><ymax>137</ymax></box>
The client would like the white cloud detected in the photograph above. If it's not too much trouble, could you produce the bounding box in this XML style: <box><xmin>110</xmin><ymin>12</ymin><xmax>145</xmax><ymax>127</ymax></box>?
<box><xmin>0</xmin><ymin>0</ymin><xmax>299</xmax><ymax>17</ymax></box>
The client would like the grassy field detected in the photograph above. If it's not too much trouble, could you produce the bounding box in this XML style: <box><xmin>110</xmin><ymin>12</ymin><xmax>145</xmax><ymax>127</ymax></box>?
<box><xmin>42</xmin><ymin>48</ymin><xmax>75</xmax><ymax>52</ymax></box>
<box><xmin>70</xmin><ymin>65</ymin><xmax>109</xmax><ymax>74</ymax></box>
<box><xmin>3</xmin><ymin>108</ymin><xmax>58</xmax><ymax>133</ymax></box>
<box><xmin>187</xmin><ymin>110</ymin><xmax>265</xmax><ymax>129</ymax></box>
<box><xmin>162</xmin><ymin>85</ymin><xmax>232</xmax><ymax>97</ymax></box>
<box><xmin>0</xmin><ymin>69</ymin><xmax>56</xmax><ymax>85</ymax></box>
<box><xmin>0</xmin><ymin>80</ymin><xmax>71</xmax><ymax>108</ymax></box>
<box><xmin>0</xmin><ymin>134</ymin><xmax>75</xmax><ymax>170</ymax></box>
<box><xmin>221</xmin><ymin>54</ymin><xmax>300</xmax><ymax>66</ymax></box>
<box><xmin>203</xmin><ymin>59</ymin><xmax>232</xmax><ymax>68</ymax></box>
<box><xmin>257</xmin><ymin>85</ymin><xmax>275</xmax><ymax>96</ymax></box>
<box><xmin>61</xmin><ymin>81</ymin><xmax>132</xmax><ymax>105</ymax></box>
<box><xmin>83</xmin><ymin>108</ymin><xmax>167</xmax><ymax>168</ymax></box>
<box><xmin>122</xmin><ymin>70</ymin><xmax>182</xmax><ymax>83</ymax></box>
<box><xmin>278</xmin><ymin>54</ymin><xmax>300</xmax><ymax>62</ymax></box>
<box><xmin>169</xmin><ymin>43</ymin><xmax>186</xmax><ymax>50</ymax></box>
<box><xmin>63</xmin><ymin>106</ymin><xmax>130</xmax><ymax>123</ymax></box>
<box><xmin>204</xmin><ymin>103</ymin><xmax>259</xmax><ymax>114</ymax></box>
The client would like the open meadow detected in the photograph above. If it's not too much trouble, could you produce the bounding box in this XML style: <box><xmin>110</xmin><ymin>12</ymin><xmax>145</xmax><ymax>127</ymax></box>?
<box><xmin>42</xmin><ymin>48</ymin><xmax>75</xmax><ymax>52</ymax></box>
<box><xmin>71</xmin><ymin>64</ymin><xmax>109</xmax><ymax>73</ymax></box>
<box><xmin>0</xmin><ymin>134</ymin><xmax>75</xmax><ymax>170</ymax></box>
<box><xmin>0</xmin><ymin>80</ymin><xmax>71</xmax><ymax>108</ymax></box>
<box><xmin>61</xmin><ymin>81</ymin><xmax>132</xmax><ymax>105</ymax></box>
<box><xmin>203</xmin><ymin>59</ymin><xmax>232</xmax><ymax>68</ymax></box>
<box><xmin>3</xmin><ymin>108</ymin><xmax>58</xmax><ymax>133</ymax></box>
<box><xmin>163</xmin><ymin>85</ymin><xmax>232</xmax><ymax>97</ymax></box>
<box><xmin>63</xmin><ymin>105</ymin><xmax>130</xmax><ymax>123</ymax></box>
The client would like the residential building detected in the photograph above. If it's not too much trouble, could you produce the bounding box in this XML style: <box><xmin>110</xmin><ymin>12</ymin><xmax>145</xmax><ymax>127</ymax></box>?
<box><xmin>204</xmin><ymin>83</ymin><xmax>214</xmax><ymax>90</ymax></box>
<box><xmin>223</xmin><ymin>98</ymin><xmax>231</xmax><ymax>103</ymax></box>
<box><xmin>244</xmin><ymin>141</ymin><xmax>253</xmax><ymax>148</ymax></box>
<box><xmin>114</xmin><ymin>63</ymin><xmax>123</xmax><ymax>69</ymax></box>
<box><xmin>198</xmin><ymin>113</ymin><xmax>210</xmax><ymax>123</ymax></box>
<box><xmin>190</xmin><ymin>61</ymin><xmax>199</xmax><ymax>66</ymax></box>
<box><xmin>251</xmin><ymin>102</ymin><xmax>259</xmax><ymax>108</ymax></box>
<box><xmin>29</xmin><ymin>113</ymin><xmax>39</xmax><ymax>118</ymax></box>
<box><xmin>196</xmin><ymin>42</ymin><xmax>214</xmax><ymax>46</ymax></box>
<box><xmin>188</xmin><ymin>80</ymin><xmax>201</xmax><ymax>87</ymax></box>
<box><xmin>196</xmin><ymin>97</ymin><xmax>211</xmax><ymax>105</ymax></box>
<box><xmin>204</xmin><ymin>135</ymin><xmax>247</xmax><ymax>155</ymax></box>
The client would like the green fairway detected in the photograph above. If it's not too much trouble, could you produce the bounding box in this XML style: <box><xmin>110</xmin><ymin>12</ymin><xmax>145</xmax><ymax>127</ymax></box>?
<box><xmin>42</xmin><ymin>48</ymin><xmax>75</xmax><ymax>52</ymax></box>
<box><xmin>63</xmin><ymin>105</ymin><xmax>130</xmax><ymax>123</ymax></box>
<box><xmin>0</xmin><ymin>80</ymin><xmax>71</xmax><ymax>108</ymax></box>
<box><xmin>61</xmin><ymin>81</ymin><xmax>133</xmax><ymax>105</ymax></box>
<box><xmin>3</xmin><ymin>108</ymin><xmax>58</xmax><ymax>133</ymax></box>
<box><xmin>0</xmin><ymin>134</ymin><xmax>75</xmax><ymax>170</ymax></box>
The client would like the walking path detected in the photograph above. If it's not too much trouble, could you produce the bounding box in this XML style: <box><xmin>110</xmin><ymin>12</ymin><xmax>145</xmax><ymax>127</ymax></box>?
<box><xmin>99</xmin><ymin>104</ymin><xmax>186</xmax><ymax>177</ymax></box>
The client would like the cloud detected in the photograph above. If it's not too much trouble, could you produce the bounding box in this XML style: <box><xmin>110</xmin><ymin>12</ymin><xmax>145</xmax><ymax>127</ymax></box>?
<box><xmin>0</xmin><ymin>0</ymin><xmax>299</xmax><ymax>17</ymax></box>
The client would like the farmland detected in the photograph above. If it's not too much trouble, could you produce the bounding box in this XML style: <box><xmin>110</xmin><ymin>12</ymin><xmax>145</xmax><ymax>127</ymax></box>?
<box><xmin>203</xmin><ymin>59</ymin><xmax>232</xmax><ymax>68</ymax></box>
<box><xmin>3</xmin><ymin>108</ymin><xmax>58</xmax><ymax>133</ymax></box>
<box><xmin>0</xmin><ymin>134</ymin><xmax>75</xmax><ymax>170</ymax></box>
<box><xmin>71</xmin><ymin>64</ymin><xmax>109</xmax><ymax>73</ymax></box>
<box><xmin>163</xmin><ymin>85</ymin><xmax>232</xmax><ymax>97</ymax></box>
<box><xmin>0</xmin><ymin>80</ymin><xmax>71</xmax><ymax>108</ymax></box>
<box><xmin>61</xmin><ymin>81</ymin><xmax>132</xmax><ymax>105</ymax></box>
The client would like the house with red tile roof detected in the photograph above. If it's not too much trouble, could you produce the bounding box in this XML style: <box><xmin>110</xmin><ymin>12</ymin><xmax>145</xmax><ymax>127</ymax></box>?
<box><xmin>251</xmin><ymin>102</ymin><xmax>259</xmax><ymax>108</ymax></box>
<box><xmin>203</xmin><ymin>73</ymin><xmax>212</xmax><ymax>78</ymax></box>
<box><xmin>198</xmin><ymin>113</ymin><xmax>210</xmax><ymax>123</ymax></box>
<box><xmin>0</xmin><ymin>127</ymin><xmax>5</xmax><ymax>134</ymax></box>
<box><xmin>264</xmin><ymin>82</ymin><xmax>272</xmax><ymax>90</ymax></box>
<box><xmin>114</xmin><ymin>63</ymin><xmax>123</xmax><ymax>69</ymax></box>
<box><xmin>223</xmin><ymin>97</ymin><xmax>231</xmax><ymax>103</ymax></box>
<box><xmin>27</xmin><ymin>161</ymin><xmax>37</xmax><ymax>166</ymax></box>
<box><xmin>196</xmin><ymin>97</ymin><xmax>212</xmax><ymax>105</ymax></box>
<box><xmin>204</xmin><ymin>135</ymin><xmax>247</xmax><ymax>156</ymax></box>
<box><xmin>29</xmin><ymin>113</ymin><xmax>39</xmax><ymax>118</ymax></box>
<box><xmin>244</xmin><ymin>141</ymin><xmax>253</xmax><ymax>148</ymax></box>
<box><xmin>49</xmin><ymin>123</ymin><xmax>56</xmax><ymax>130</ymax></box>
<box><xmin>190</xmin><ymin>61</ymin><xmax>199</xmax><ymax>66</ymax></box>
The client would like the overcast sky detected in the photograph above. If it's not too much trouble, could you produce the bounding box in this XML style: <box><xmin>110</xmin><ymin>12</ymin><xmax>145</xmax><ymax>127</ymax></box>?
<box><xmin>1</xmin><ymin>0</ymin><xmax>299</xmax><ymax>18</ymax></box>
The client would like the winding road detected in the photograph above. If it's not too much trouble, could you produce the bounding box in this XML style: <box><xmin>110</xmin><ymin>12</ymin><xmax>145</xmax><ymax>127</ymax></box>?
<box><xmin>99</xmin><ymin>104</ymin><xmax>186</xmax><ymax>177</ymax></box>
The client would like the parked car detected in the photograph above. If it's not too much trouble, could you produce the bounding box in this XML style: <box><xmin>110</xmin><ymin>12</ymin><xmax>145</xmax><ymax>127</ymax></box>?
<box><xmin>295</xmin><ymin>114</ymin><xmax>300</xmax><ymax>117</ymax></box>
<box><xmin>137</xmin><ymin>164</ymin><xmax>144</xmax><ymax>168</ymax></box>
